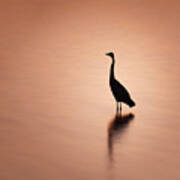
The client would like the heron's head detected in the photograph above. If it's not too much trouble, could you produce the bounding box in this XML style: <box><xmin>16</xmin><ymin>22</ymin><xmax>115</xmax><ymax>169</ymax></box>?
<box><xmin>106</xmin><ymin>52</ymin><xmax>114</xmax><ymax>59</ymax></box>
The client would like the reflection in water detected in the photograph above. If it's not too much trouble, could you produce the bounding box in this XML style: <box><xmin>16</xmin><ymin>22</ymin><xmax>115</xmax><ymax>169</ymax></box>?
<box><xmin>108</xmin><ymin>113</ymin><xmax>135</xmax><ymax>162</ymax></box>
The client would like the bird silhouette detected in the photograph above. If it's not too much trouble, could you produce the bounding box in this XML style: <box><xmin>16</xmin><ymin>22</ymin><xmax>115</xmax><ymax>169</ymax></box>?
<box><xmin>106</xmin><ymin>52</ymin><xmax>135</xmax><ymax>113</ymax></box>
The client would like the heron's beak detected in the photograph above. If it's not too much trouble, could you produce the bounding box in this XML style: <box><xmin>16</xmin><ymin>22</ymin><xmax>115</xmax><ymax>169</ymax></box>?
<box><xmin>106</xmin><ymin>53</ymin><xmax>111</xmax><ymax>56</ymax></box>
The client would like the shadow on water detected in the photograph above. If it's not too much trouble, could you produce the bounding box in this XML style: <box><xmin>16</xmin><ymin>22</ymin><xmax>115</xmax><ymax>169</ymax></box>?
<box><xmin>107</xmin><ymin>113</ymin><xmax>135</xmax><ymax>162</ymax></box>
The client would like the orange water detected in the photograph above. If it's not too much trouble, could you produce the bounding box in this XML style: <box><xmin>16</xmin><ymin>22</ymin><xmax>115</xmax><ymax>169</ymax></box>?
<box><xmin>1</xmin><ymin>1</ymin><xmax>180</xmax><ymax>179</ymax></box>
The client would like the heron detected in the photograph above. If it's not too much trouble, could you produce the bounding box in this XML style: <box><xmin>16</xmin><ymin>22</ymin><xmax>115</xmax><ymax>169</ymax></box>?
<box><xmin>106</xmin><ymin>52</ymin><xmax>135</xmax><ymax>113</ymax></box>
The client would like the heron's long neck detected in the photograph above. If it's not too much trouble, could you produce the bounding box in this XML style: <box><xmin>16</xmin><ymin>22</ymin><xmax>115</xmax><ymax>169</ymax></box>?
<box><xmin>110</xmin><ymin>57</ymin><xmax>115</xmax><ymax>81</ymax></box>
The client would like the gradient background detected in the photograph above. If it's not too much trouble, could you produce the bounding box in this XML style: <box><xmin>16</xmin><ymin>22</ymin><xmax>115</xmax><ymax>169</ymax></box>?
<box><xmin>1</xmin><ymin>0</ymin><xmax>180</xmax><ymax>180</ymax></box>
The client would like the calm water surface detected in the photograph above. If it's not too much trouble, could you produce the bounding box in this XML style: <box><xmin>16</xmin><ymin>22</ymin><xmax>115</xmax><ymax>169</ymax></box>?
<box><xmin>1</xmin><ymin>1</ymin><xmax>180</xmax><ymax>180</ymax></box>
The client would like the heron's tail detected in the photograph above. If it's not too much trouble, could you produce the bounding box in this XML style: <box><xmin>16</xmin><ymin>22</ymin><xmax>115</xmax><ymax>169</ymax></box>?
<box><xmin>127</xmin><ymin>98</ymin><xmax>136</xmax><ymax>107</ymax></box>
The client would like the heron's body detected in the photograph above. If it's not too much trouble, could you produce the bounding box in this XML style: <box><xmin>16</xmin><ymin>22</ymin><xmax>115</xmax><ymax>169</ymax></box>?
<box><xmin>106</xmin><ymin>52</ymin><xmax>135</xmax><ymax>113</ymax></box>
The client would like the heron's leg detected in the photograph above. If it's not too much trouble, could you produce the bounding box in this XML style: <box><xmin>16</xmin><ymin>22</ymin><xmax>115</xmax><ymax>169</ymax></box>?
<box><xmin>116</xmin><ymin>102</ymin><xmax>119</xmax><ymax>114</ymax></box>
<box><xmin>120</xmin><ymin>103</ymin><xmax>122</xmax><ymax>115</ymax></box>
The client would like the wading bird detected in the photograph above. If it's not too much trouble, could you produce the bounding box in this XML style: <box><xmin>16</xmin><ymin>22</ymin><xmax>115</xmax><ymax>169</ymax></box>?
<box><xmin>106</xmin><ymin>52</ymin><xmax>135</xmax><ymax>113</ymax></box>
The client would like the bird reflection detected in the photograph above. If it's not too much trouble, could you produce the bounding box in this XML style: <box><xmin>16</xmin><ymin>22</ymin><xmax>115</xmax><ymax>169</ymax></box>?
<box><xmin>108</xmin><ymin>113</ymin><xmax>134</xmax><ymax>162</ymax></box>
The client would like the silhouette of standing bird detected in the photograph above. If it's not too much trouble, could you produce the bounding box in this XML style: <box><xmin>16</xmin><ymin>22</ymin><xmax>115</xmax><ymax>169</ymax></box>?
<box><xmin>106</xmin><ymin>52</ymin><xmax>135</xmax><ymax>113</ymax></box>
